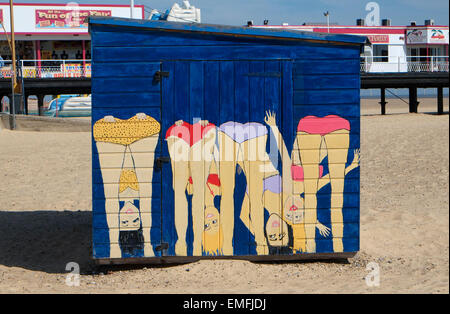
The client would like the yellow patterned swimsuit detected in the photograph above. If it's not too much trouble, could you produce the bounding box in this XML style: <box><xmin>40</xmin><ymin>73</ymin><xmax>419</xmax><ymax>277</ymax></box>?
<box><xmin>93</xmin><ymin>114</ymin><xmax>161</xmax><ymax>145</ymax></box>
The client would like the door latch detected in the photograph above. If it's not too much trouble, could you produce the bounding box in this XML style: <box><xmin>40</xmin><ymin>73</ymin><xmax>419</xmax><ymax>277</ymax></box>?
<box><xmin>154</xmin><ymin>71</ymin><xmax>169</xmax><ymax>82</ymax></box>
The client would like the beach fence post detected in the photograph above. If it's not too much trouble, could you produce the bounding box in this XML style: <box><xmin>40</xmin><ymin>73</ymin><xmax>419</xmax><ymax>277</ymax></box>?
<box><xmin>409</xmin><ymin>87</ymin><xmax>419</xmax><ymax>113</ymax></box>
<box><xmin>37</xmin><ymin>94</ymin><xmax>45</xmax><ymax>116</ymax></box>
<box><xmin>379</xmin><ymin>87</ymin><xmax>387</xmax><ymax>115</ymax></box>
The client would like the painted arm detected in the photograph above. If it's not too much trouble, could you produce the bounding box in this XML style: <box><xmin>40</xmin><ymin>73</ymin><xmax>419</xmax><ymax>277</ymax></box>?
<box><xmin>316</xmin><ymin>221</ymin><xmax>331</xmax><ymax>237</ymax></box>
<box><xmin>264</xmin><ymin>110</ymin><xmax>293</xmax><ymax>193</ymax></box>
<box><xmin>317</xmin><ymin>149</ymin><xmax>360</xmax><ymax>191</ymax></box>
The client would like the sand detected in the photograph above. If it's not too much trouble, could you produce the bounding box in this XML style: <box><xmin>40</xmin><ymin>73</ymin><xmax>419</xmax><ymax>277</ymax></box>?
<box><xmin>0</xmin><ymin>97</ymin><xmax>448</xmax><ymax>294</ymax></box>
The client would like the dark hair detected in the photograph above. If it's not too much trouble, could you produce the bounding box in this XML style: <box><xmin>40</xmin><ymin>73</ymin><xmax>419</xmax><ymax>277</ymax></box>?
<box><xmin>119</xmin><ymin>228</ymin><xmax>145</xmax><ymax>256</ymax></box>
<box><xmin>264</xmin><ymin>223</ymin><xmax>293</xmax><ymax>255</ymax></box>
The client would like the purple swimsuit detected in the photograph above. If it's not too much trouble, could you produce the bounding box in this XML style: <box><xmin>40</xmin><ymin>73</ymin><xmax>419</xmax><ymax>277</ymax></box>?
<box><xmin>245</xmin><ymin>174</ymin><xmax>282</xmax><ymax>195</ymax></box>
<box><xmin>219</xmin><ymin>122</ymin><xmax>268</xmax><ymax>144</ymax></box>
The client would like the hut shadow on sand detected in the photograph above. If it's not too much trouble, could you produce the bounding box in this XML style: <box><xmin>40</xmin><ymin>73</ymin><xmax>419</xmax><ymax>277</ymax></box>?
<box><xmin>0</xmin><ymin>210</ymin><xmax>93</xmax><ymax>274</ymax></box>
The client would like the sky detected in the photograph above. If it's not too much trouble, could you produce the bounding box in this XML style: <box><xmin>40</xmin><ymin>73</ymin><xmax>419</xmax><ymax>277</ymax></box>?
<box><xmin>13</xmin><ymin>0</ymin><xmax>450</xmax><ymax>26</ymax></box>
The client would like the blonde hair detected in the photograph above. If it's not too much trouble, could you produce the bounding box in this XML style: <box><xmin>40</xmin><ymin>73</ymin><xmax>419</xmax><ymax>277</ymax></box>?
<box><xmin>202</xmin><ymin>206</ymin><xmax>223</xmax><ymax>256</ymax></box>
<box><xmin>282</xmin><ymin>195</ymin><xmax>307</xmax><ymax>253</ymax></box>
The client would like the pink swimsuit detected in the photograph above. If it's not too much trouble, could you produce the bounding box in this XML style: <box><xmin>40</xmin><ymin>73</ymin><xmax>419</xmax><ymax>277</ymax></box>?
<box><xmin>165</xmin><ymin>121</ymin><xmax>216</xmax><ymax>146</ymax></box>
<box><xmin>291</xmin><ymin>165</ymin><xmax>324</xmax><ymax>181</ymax></box>
<box><xmin>297</xmin><ymin>115</ymin><xmax>350</xmax><ymax>136</ymax></box>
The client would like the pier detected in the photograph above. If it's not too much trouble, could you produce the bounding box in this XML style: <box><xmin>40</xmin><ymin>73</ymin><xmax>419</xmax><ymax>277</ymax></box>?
<box><xmin>0</xmin><ymin>58</ymin><xmax>448</xmax><ymax>115</ymax></box>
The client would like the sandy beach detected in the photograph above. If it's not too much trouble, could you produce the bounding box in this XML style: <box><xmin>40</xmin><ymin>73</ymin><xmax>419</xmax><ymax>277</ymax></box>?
<box><xmin>0</xmin><ymin>97</ymin><xmax>448</xmax><ymax>294</ymax></box>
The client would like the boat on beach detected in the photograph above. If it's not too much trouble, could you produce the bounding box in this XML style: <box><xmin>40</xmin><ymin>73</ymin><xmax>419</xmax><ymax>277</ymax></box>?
<box><xmin>45</xmin><ymin>94</ymin><xmax>91</xmax><ymax>117</ymax></box>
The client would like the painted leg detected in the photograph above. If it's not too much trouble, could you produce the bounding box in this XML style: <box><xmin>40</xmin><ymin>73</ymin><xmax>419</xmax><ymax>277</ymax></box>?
<box><xmin>190</xmin><ymin>127</ymin><xmax>216</xmax><ymax>256</ymax></box>
<box><xmin>128</xmin><ymin>135</ymin><xmax>159</xmax><ymax>257</ymax></box>
<box><xmin>324</xmin><ymin>130</ymin><xmax>350</xmax><ymax>252</ymax></box>
<box><xmin>218</xmin><ymin>131</ymin><xmax>238</xmax><ymax>255</ymax></box>
<box><xmin>190</xmin><ymin>160</ymin><xmax>210</xmax><ymax>256</ymax></box>
<box><xmin>239</xmin><ymin>192</ymin><xmax>252</xmax><ymax>234</ymax></box>
<box><xmin>296</xmin><ymin>131</ymin><xmax>322</xmax><ymax>253</ymax></box>
<box><xmin>95</xmin><ymin>141</ymin><xmax>126</xmax><ymax>258</ymax></box>
<box><xmin>167</xmin><ymin>137</ymin><xmax>190</xmax><ymax>256</ymax></box>
<box><xmin>243</xmin><ymin>136</ymin><xmax>271</xmax><ymax>255</ymax></box>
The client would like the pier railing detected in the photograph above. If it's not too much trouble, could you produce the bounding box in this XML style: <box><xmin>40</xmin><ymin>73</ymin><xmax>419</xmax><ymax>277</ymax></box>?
<box><xmin>361</xmin><ymin>56</ymin><xmax>449</xmax><ymax>73</ymax></box>
<box><xmin>0</xmin><ymin>57</ymin><xmax>448</xmax><ymax>78</ymax></box>
<box><xmin>0</xmin><ymin>59</ymin><xmax>91</xmax><ymax>79</ymax></box>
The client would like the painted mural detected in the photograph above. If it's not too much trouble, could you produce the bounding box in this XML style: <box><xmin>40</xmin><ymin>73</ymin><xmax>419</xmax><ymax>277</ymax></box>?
<box><xmin>93</xmin><ymin>113</ymin><xmax>161</xmax><ymax>258</ymax></box>
<box><xmin>93</xmin><ymin>111</ymin><xmax>359</xmax><ymax>258</ymax></box>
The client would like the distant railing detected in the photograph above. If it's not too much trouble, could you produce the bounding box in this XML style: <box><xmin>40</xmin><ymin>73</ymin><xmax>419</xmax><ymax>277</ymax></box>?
<box><xmin>360</xmin><ymin>56</ymin><xmax>449</xmax><ymax>73</ymax></box>
<box><xmin>1</xmin><ymin>57</ymin><xmax>448</xmax><ymax>77</ymax></box>
<box><xmin>0</xmin><ymin>59</ymin><xmax>92</xmax><ymax>79</ymax></box>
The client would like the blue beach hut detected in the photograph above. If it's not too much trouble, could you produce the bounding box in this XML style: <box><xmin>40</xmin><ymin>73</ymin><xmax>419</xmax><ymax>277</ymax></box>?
<box><xmin>89</xmin><ymin>17</ymin><xmax>367</xmax><ymax>264</ymax></box>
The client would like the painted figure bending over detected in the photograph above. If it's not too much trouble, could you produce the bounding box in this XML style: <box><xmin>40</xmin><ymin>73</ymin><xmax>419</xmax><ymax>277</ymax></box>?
<box><xmin>165</xmin><ymin>119</ymin><xmax>216</xmax><ymax>256</ymax></box>
<box><xmin>241</xmin><ymin>111</ymin><xmax>359</xmax><ymax>253</ymax></box>
<box><xmin>185</xmin><ymin>162</ymin><xmax>223</xmax><ymax>256</ymax></box>
<box><xmin>295</xmin><ymin>114</ymin><xmax>354</xmax><ymax>252</ymax></box>
<box><xmin>93</xmin><ymin>113</ymin><xmax>160</xmax><ymax>258</ymax></box>
<box><xmin>217</xmin><ymin>121</ymin><xmax>279</xmax><ymax>255</ymax></box>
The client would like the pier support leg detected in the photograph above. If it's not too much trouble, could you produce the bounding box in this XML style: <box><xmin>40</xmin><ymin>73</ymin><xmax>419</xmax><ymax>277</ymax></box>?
<box><xmin>24</xmin><ymin>94</ymin><xmax>28</xmax><ymax>115</ymax></box>
<box><xmin>409</xmin><ymin>87</ymin><xmax>419</xmax><ymax>113</ymax></box>
<box><xmin>379</xmin><ymin>88</ymin><xmax>387</xmax><ymax>115</ymax></box>
<box><xmin>437</xmin><ymin>87</ymin><xmax>443</xmax><ymax>115</ymax></box>
<box><xmin>37</xmin><ymin>94</ymin><xmax>45</xmax><ymax>116</ymax></box>
<box><xmin>8</xmin><ymin>93</ymin><xmax>23</xmax><ymax>114</ymax></box>
<box><xmin>0</xmin><ymin>95</ymin><xmax>5</xmax><ymax>112</ymax></box>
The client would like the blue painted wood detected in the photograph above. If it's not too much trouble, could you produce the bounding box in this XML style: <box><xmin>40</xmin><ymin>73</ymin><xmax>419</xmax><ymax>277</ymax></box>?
<box><xmin>293</xmin><ymin>59</ymin><xmax>360</xmax><ymax>75</ymax></box>
<box><xmin>294</xmin><ymin>104</ymin><xmax>360</xmax><ymax>119</ymax></box>
<box><xmin>293</xmin><ymin>74</ymin><xmax>360</xmax><ymax>90</ymax></box>
<box><xmin>315</xmin><ymin>237</ymin><xmax>359</xmax><ymax>253</ymax></box>
<box><xmin>93</xmin><ymin>77</ymin><xmax>160</xmax><ymax>93</ymax></box>
<box><xmin>203</xmin><ymin>62</ymin><xmax>220</xmax><ymax>125</ymax></box>
<box><xmin>93</xmin><ymin>62</ymin><xmax>160</xmax><ymax>78</ymax></box>
<box><xmin>189</xmin><ymin>61</ymin><xmax>204</xmax><ymax>121</ymax></box>
<box><xmin>281</xmin><ymin>61</ymin><xmax>294</xmax><ymax>154</ymax></box>
<box><xmin>294</xmin><ymin>89</ymin><xmax>361</xmax><ymax>105</ymax></box>
<box><xmin>91</xmin><ymin>28</ymin><xmax>256</xmax><ymax>47</ymax></box>
<box><xmin>160</xmin><ymin>61</ymin><xmax>176</xmax><ymax>257</ymax></box>
<box><xmin>234</xmin><ymin>60</ymin><xmax>251</xmax><ymax>256</ymax></box>
<box><xmin>92</xmin><ymin>45</ymin><xmax>360</xmax><ymax>63</ymax></box>
<box><xmin>93</xmin><ymin>93</ymin><xmax>161</xmax><ymax>109</ymax></box>
<box><xmin>219</xmin><ymin>61</ymin><xmax>235</xmax><ymax>123</ymax></box>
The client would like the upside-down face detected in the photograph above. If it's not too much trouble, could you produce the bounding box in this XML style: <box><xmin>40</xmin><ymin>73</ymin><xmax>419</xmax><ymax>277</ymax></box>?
<box><xmin>119</xmin><ymin>200</ymin><xmax>141</xmax><ymax>231</ymax></box>
<box><xmin>204</xmin><ymin>206</ymin><xmax>220</xmax><ymax>235</ymax></box>
<box><xmin>203</xmin><ymin>206</ymin><xmax>223</xmax><ymax>255</ymax></box>
<box><xmin>265</xmin><ymin>214</ymin><xmax>289</xmax><ymax>247</ymax></box>
<box><xmin>283</xmin><ymin>195</ymin><xmax>304</xmax><ymax>225</ymax></box>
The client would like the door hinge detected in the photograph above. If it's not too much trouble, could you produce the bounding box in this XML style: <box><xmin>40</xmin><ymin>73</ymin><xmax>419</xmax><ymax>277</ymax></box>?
<box><xmin>154</xmin><ymin>242</ymin><xmax>169</xmax><ymax>252</ymax></box>
<box><xmin>154</xmin><ymin>71</ymin><xmax>170</xmax><ymax>82</ymax></box>
<box><xmin>156</xmin><ymin>156</ymin><xmax>170</xmax><ymax>169</ymax></box>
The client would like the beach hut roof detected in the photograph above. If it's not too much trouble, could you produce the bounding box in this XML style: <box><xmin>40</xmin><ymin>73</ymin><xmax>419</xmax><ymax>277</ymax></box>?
<box><xmin>89</xmin><ymin>17</ymin><xmax>369</xmax><ymax>46</ymax></box>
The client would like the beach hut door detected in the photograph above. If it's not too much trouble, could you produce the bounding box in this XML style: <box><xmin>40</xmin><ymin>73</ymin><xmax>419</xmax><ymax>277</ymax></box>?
<box><xmin>159</xmin><ymin>60</ymin><xmax>294</xmax><ymax>257</ymax></box>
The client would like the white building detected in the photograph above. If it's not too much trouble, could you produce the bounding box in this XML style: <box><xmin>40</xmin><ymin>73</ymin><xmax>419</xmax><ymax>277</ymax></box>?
<box><xmin>252</xmin><ymin>19</ymin><xmax>449</xmax><ymax>73</ymax></box>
